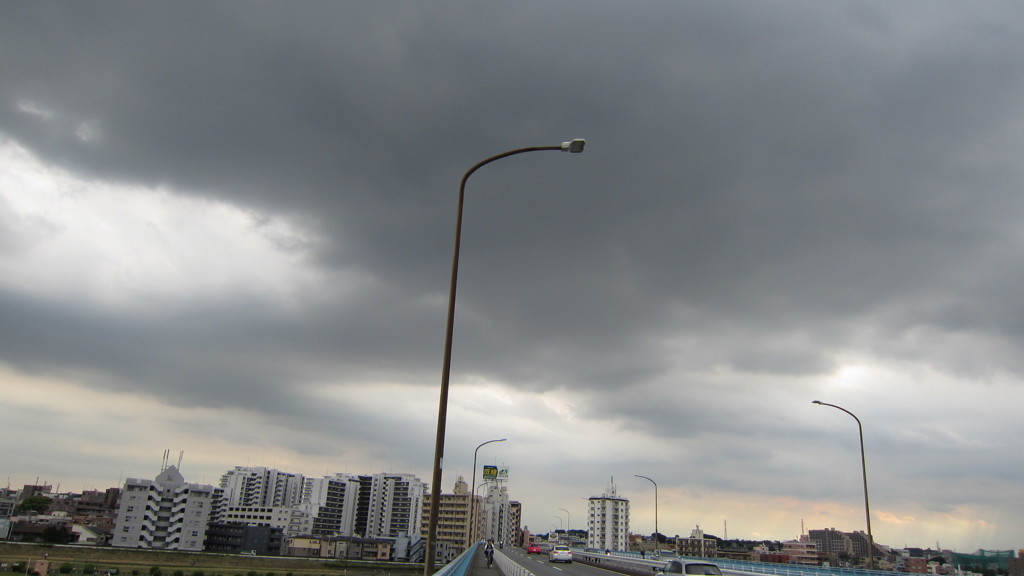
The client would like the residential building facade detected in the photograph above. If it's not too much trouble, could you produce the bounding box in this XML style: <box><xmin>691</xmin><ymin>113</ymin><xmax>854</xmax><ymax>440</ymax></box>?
<box><xmin>420</xmin><ymin>477</ymin><xmax>473</xmax><ymax>551</ymax></box>
<box><xmin>677</xmin><ymin>525</ymin><xmax>718</xmax><ymax>558</ymax></box>
<box><xmin>364</xmin><ymin>473</ymin><xmax>424</xmax><ymax>540</ymax></box>
<box><xmin>782</xmin><ymin>535</ymin><xmax>820</xmax><ymax>565</ymax></box>
<box><xmin>587</xmin><ymin>481</ymin><xmax>629</xmax><ymax>552</ymax></box>
<box><xmin>300</xmin><ymin>474</ymin><xmax>361</xmax><ymax>537</ymax></box>
<box><xmin>112</xmin><ymin>465</ymin><xmax>217</xmax><ymax>551</ymax></box>
<box><xmin>219</xmin><ymin>466</ymin><xmax>305</xmax><ymax>509</ymax></box>
<box><xmin>478</xmin><ymin>482</ymin><xmax>514</xmax><ymax>546</ymax></box>
<box><xmin>808</xmin><ymin>528</ymin><xmax>854</xmax><ymax>560</ymax></box>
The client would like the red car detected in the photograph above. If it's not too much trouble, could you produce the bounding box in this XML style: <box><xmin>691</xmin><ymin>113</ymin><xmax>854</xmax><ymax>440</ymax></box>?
<box><xmin>527</xmin><ymin>544</ymin><xmax>542</xmax><ymax>554</ymax></box>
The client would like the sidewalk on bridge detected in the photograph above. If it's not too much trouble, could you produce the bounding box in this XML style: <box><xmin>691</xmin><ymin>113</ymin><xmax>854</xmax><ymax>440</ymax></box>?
<box><xmin>472</xmin><ymin>548</ymin><xmax>502</xmax><ymax>576</ymax></box>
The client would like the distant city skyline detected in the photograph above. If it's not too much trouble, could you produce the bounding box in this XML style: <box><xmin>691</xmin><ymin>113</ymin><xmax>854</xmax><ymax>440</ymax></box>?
<box><xmin>4</xmin><ymin>462</ymin><xmax>1011</xmax><ymax>554</ymax></box>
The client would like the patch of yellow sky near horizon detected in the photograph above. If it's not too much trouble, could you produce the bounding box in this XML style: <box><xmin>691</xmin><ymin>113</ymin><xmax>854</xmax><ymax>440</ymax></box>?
<box><xmin>639</xmin><ymin>485</ymin><xmax>994</xmax><ymax>550</ymax></box>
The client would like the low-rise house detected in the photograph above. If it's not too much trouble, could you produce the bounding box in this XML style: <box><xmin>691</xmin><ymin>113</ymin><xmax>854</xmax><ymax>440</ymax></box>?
<box><xmin>322</xmin><ymin>536</ymin><xmax>394</xmax><ymax>560</ymax></box>
<box><xmin>782</xmin><ymin>536</ymin><xmax>820</xmax><ymax>565</ymax></box>
<box><xmin>284</xmin><ymin>535</ymin><xmax>323</xmax><ymax>557</ymax></box>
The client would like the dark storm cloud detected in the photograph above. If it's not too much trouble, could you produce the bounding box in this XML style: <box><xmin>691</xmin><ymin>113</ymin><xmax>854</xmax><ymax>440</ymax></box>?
<box><xmin>3</xmin><ymin>0</ymin><xmax>1022</xmax><ymax>411</ymax></box>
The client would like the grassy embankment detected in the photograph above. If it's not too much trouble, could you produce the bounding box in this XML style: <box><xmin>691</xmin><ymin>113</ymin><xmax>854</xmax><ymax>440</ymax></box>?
<box><xmin>0</xmin><ymin>543</ymin><xmax>422</xmax><ymax>576</ymax></box>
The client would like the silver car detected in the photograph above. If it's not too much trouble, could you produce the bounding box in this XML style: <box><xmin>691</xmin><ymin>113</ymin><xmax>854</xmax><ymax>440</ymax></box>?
<box><xmin>549</xmin><ymin>545</ymin><xmax>573</xmax><ymax>563</ymax></box>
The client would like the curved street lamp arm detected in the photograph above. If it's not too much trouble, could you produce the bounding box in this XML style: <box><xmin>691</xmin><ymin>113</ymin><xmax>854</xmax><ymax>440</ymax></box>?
<box><xmin>812</xmin><ymin>400</ymin><xmax>874</xmax><ymax>569</ymax></box>
<box><xmin>425</xmin><ymin>140</ymin><xmax>585</xmax><ymax>575</ymax></box>
<box><xmin>635</xmin><ymin>475</ymin><xmax>659</xmax><ymax>551</ymax></box>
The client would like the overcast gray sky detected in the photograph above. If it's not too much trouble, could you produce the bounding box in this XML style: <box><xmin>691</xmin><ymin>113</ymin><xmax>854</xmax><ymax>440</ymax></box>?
<box><xmin>2</xmin><ymin>1</ymin><xmax>1023</xmax><ymax>552</ymax></box>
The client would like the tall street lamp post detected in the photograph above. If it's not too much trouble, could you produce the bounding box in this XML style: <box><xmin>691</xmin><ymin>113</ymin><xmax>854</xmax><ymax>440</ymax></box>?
<box><xmin>559</xmin><ymin>507</ymin><xmax>571</xmax><ymax>533</ymax></box>
<box><xmin>812</xmin><ymin>400</ymin><xmax>875</xmax><ymax>570</ymax></box>
<box><xmin>635</xmin><ymin>475</ymin><xmax>658</xmax><ymax>555</ymax></box>
<box><xmin>468</xmin><ymin>438</ymin><xmax>507</xmax><ymax>549</ymax></box>
<box><xmin>424</xmin><ymin>139</ymin><xmax>587</xmax><ymax>575</ymax></box>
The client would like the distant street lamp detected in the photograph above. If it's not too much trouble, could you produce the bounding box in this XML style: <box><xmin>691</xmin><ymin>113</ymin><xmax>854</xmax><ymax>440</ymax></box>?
<box><xmin>812</xmin><ymin>400</ymin><xmax>875</xmax><ymax>570</ymax></box>
<box><xmin>553</xmin><ymin>515</ymin><xmax>563</xmax><ymax>530</ymax></box>
<box><xmin>635</xmin><ymin>475</ymin><xmax>659</xmax><ymax>555</ymax></box>
<box><xmin>468</xmin><ymin>438</ymin><xmax>507</xmax><ymax>548</ymax></box>
<box><xmin>559</xmin><ymin>507</ymin><xmax>571</xmax><ymax>533</ymax></box>
<box><xmin>424</xmin><ymin>139</ymin><xmax>587</xmax><ymax>575</ymax></box>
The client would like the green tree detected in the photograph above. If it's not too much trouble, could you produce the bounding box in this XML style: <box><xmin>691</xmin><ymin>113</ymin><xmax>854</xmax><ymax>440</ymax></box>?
<box><xmin>42</xmin><ymin>525</ymin><xmax>73</xmax><ymax>544</ymax></box>
<box><xmin>149</xmin><ymin>567</ymin><xmax>162</xmax><ymax>576</ymax></box>
<box><xmin>14</xmin><ymin>495</ymin><xmax>53</xmax><ymax>515</ymax></box>
<box><xmin>59</xmin><ymin>564</ymin><xmax>74</xmax><ymax>574</ymax></box>
<box><xmin>83</xmin><ymin>565</ymin><xmax>96</xmax><ymax>575</ymax></box>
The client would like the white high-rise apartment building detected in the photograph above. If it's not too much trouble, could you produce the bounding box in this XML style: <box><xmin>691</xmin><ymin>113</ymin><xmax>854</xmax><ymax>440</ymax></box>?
<box><xmin>365</xmin><ymin>473</ymin><xmax>425</xmax><ymax>540</ymax></box>
<box><xmin>587</xmin><ymin>481</ymin><xmax>629</xmax><ymax>552</ymax></box>
<box><xmin>220</xmin><ymin>466</ymin><xmax>305</xmax><ymax>508</ymax></box>
<box><xmin>301</xmin><ymin>473</ymin><xmax>361</xmax><ymax>537</ymax></box>
<box><xmin>216</xmin><ymin>466</ymin><xmax>305</xmax><ymax>533</ymax></box>
<box><xmin>113</xmin><ymin>466</ymin><xmax>216</xmax><ymax>551</ymax></box>
<box><xmin>211</xmin><ymin>466</ymin><xmax>426</xmax><ymax>540</ymax></box>
<box><xmin>480</xmin><ymin>483</ymin><xmax>513</xmax><ymax>546</ymax></box>
<box><xmin>296</xmin><ymin>472</ymin><xmax>424</xmax><ymax>540</ymax></box>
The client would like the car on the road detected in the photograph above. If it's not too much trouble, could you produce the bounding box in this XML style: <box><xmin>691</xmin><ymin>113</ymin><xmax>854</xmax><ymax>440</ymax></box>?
<box><xmin>655</xmin><ymin>560</ymin><xmax>722</xmax><ymax>576</ymax></box>
<box><xmin>549</xmin><ymin>545</ymin><xmax>572</xmax><ymax>563</ymax></box>
<box><xmin>527</xmin><ymin>544</ymin><xmax>542</xmax><ymax>554</ymax></box>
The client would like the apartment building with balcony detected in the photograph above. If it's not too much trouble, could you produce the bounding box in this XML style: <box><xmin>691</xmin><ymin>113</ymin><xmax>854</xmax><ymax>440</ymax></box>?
<box><xmin>220</xmin><ymin>466</ymin><xmax>305</xmax><ymax>508</ymax></box>
<box><xmin>808</xmin><ymin>528</ymin><xmax>854</xmax><ymax>561</ymax></box>
<box><xmin>300</xmin><ymin>473</ymin><xmax>362</xmax><ymax>537</ymax></box>
<box><xmin>478</xmin><ymin>482</ymin><xmax>515</xmax><ymax>547</ymax></box>
<box><xmin>587</xmin><ymin>481</ymin><xmax>629</xmax><ymax>552</ymax></box>
<box><xmin>782</xmin><ymin>535</ymin><xmax>821</xmax><ymax>565</ymax></box>
<box><xmin>677</xmin><ymin>525</ymin><xmax>718</xmax><ymax>558</ymax></box>
<box><xmin>112</xmin><ymin>465</ymin><xmax>217</xmax><ymax>551</ymax></box>
<box><xmin>420</xmin><ymin>476</ymin><xmax>474</xmax><ymax>561</ymax></box>
<box><xmin>364</xmin><ymin>473</ymin><xmax>424</xmax><ymax>540</ymax></box>
<box><xmin>210</xmin><ymin>467</ymin><xmax>426</xmax><ymax>545</ymax></box>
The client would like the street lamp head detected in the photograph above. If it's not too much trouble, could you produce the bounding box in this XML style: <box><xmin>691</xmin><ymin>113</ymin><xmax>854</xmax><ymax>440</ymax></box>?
<box><xmin>812</xmin><ymin>400</ymin><xmax>823</xmax><ymax>405</ymax></box>
<box><xmin>561</xmin><ymin>139</ymin><xmax>586</xmax><ymax>153</ymax></box>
